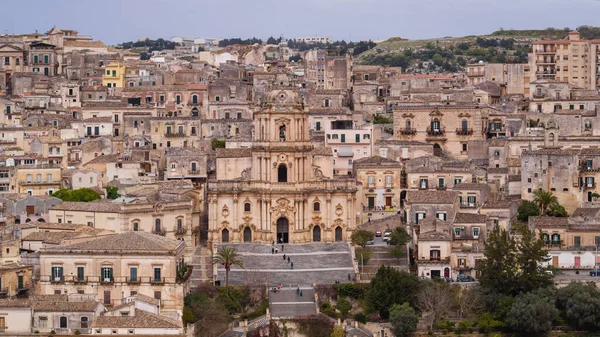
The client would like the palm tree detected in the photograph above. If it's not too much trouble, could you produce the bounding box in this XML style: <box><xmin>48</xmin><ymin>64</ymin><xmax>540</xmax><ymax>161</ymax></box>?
<box><xmin>212</xmin><ymin>246</ymin><xmax>244</xmax><ymax>296</ymax></box>
<box><xmin>532</xmin><ymin>189</ymin><xmax>557</xmax><ymax>216</ymax></box>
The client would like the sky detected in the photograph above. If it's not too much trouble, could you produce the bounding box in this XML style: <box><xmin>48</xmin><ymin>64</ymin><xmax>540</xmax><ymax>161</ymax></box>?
<box><xmin>2</xmin><ymin>0</ymin><xmax>600</xmax><ymax>45</ymax></box>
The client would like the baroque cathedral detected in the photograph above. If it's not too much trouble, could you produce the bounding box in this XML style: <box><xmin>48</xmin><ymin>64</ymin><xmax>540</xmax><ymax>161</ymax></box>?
<box><xmin>207</xmin><ymin>85</ymin><xmax>359</xmax><ymax>246</ymax></box>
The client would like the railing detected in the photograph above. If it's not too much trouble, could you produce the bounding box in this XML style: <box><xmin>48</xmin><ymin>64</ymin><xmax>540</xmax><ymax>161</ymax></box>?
<box><xmin>208</xmin><ymin>180</ymin><xmax>358</xmax><ymax>193</ymax></box>
<box><xmin>435</xmin><ymin>185</ymin><xmax>447</xmax><ymax>191</ymax></box>
<box><xmin>126</xmin><ymin>277</ymin><xmax>140</xmax><ymax>285</ymax></box>
<box><xmin>545</xmin><ymin>244</ymin><xmax>599</xmax><ymax>251</ymax></box>
<box><xmin>532</xmin><ymin>93</ymin><xmax>546</xmax><ymax>99</ymax></box>
<box><xmin>100</xmin><ymin>277</ymin><xmax>114</xmax><ymax>285</ymax></box>
<box><xmin>418</xmin><ymin>185</ymin><xmax>428</xmax><ymax>190</ymax></box>
<box><xmin>175</xmin><ymin>227</ymin><xmax>188</xmax><ymax>235</ymax></box>
<box><xmin>20</xmin><ymin>180</ymin><xmax>60</xmax><ymax>186</ymax></box>
<box><xmin>150</xmin><ymin>277</ymin><xmax>165</xmax><ymax>285</ymax></box>
<box><xmin>363</xmin><ymin>206</ymin><xmax>398</xmax><ymax>212</ymax></box>
<box><xmin>460</xmin><ymin>202</ymin><xmax>479</xmax><ymax>208</ymax></box>
<box><xmin>164</xmin><ymin>133</ymin><xmax>186</xmax><ymax>137</ymax></box>
<box><xmin>50</xmin><ymin>277</ymin><xmax>64</xmax><ymax>284</ymax></box>
<box><xmin>455</xmin><ymin>128</ymin><xmax>473</xmax><ymax>135</ymax></box>
<box><xmin>187</xmin><ymin>170</ymin><xmax>202</xmax><ymax>175</ymax></box>
<box><xmin>584</xmin><ymin>183</ymin><xmax>597</xmax><ymax>189</ymax></box>
<box><xmin>544</xmin><ymin>243</ymin><xmax>563</xmax><ymax>249</ymax></box>
<box><xmin>398</xmin><ymin>128</ymin><xmax>417</xmax><ymax>135</ymax></box>
<box><xmin>73</xmin><ymin>276</ymin><xmax>88</xmax><ymax>284</ymax></box>
<box><xmin>152</xmin><ymin>229</ymin><xmax>166</xmax><ymax>236</ymax></box>
<box><xmin>426</xmin><ymin>127</ymin><xmax>445</xmax><ymax>136</ymax></box>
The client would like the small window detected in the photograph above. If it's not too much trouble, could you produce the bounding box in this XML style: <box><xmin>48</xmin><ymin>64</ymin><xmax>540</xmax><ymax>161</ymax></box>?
<box><xmin>244</xmin><ymin>203</ymin><xmax>251</xmax><ymax>212</ymax></box>
<box><xmin>314</xmin><ymin>202</ymin><xmax>320</xmax><ymax>212</ymax></box>
<box><xmin>60</xmin><ymin>316</ymin><xmax>68</xmax><ymax>328</ymax></box>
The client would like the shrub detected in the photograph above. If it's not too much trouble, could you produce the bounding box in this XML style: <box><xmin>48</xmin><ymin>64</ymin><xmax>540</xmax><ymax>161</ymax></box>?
<box><xmin>335</xmin><ymin>283</ymin><xmax>368</xmax><ymax>299</ymax></box>
<box><xmin>320</xmin><ymin>301</ymin><xmax>340</xmax><ymax>319</ymax></box>
<box><xmin>240</xmin><ymin>298</ymin><xmax>269</xmax><ymax>320</ymax></box>
<box><xmin>353</xmin><ymin>312</ymin><xmax>367</xmax><ymax>324</ymax></box>
<box><xmin>335</xmin><ymin>297</ymin><xmax>352</xmax><ymax>318</ymax></box>
<box><xmin>355</xmin><ymin>247</ymin><xmax>372</xmax><ymax>264</ymax></box>
<box><xmin>74</xmin><ymin>330</ymin><xmax>81</xmax><ymax>335</ymax></box>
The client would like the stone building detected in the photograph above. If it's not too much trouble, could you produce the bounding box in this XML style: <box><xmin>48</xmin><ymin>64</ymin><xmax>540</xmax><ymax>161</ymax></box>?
<box><xmin>207</xmin><ymin>87</ymin><xmax>359</xmax><ymax>246</ymax></box>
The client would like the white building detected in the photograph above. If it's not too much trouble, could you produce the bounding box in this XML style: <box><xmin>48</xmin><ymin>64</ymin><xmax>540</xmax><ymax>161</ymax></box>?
<box><xmin>296</xmin><ymin>36</ymin><xmax>333</xmax><ymax>44</ymax></box>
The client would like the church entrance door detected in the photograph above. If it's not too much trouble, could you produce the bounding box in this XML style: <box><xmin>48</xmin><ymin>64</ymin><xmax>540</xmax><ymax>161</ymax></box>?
<box><xmin>277</xmin><ymin>217</ymin><xmax>289</xmax><ymax>243</ymax></box>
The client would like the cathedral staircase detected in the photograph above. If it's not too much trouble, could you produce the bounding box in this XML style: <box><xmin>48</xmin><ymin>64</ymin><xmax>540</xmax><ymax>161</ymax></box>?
<box><xmin>190</xmin><ymin>245</ymin><xmax>212</xmax><ymax>289</ymax></box>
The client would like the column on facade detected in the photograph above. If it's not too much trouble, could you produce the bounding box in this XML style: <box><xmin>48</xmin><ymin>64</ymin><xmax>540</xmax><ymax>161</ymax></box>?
<box><xmin>266</xmin><ymin>199</ymin><xmax>271</xmax><ymax>232</ymax></box>
<box><xmin>326</xmin><ymin>194</ymin><xmax>331</xmax><ymax>229</ymax></box>
<box><xmin>232</xmin><ymin>195</ymin><xmax>238</xmax><ymax>232</ymax></box>
<box><xmin>347</xmin><ymin>195</ymin><xmax>354</xmax><ymax>229</ymax></box>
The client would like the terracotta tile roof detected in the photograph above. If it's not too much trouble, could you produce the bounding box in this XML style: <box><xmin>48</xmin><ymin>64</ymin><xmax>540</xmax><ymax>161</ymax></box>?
<box><xmin>508</xmin><ymin>174</ymin><xmax>521</xmax><ymax>182</ymax></box>
<box><xmin>482</xmin><ymin>199</ymin><xmax>518</xmax><ymax>209</ymax></box>
<box><xmin>375</xmin><ymin>139</ymin><xmax>429</xmax><ymax>146</ymax></box>
<box><xmin>216</xmin><ymin>148</ymin><xmax>252</xmax><ymax>158</ymax></box>
<box><xmin>529</xmin><ymin>216</ymin><xmax>569</xmax><ymax>228</ymax></box>
<box><xmin>84</xmin><ymin>154</ymin><xmax>119</xmax><ymax>165</ymax></box>
<box><xmin>92</xmin><ymin>310</ymin><xmax>182</xmax><ymax>329</ymax></box>
<box><xmin>394</xmin><ymin>74</ymin><xmax>452</xmax><ymax>80</ymax></box>
<box><xmin>454</xmin><ymin>213</ymin><xmax>487</xmax><ymax>224</ymax></box>
<box><xmin>353</xmin><ymin>156</ymin><xmax>401</xmax><ymax>166</ymax></box>
<box><xmin>0</xmin><ymin>262</ymin><xmax>32</xmax><ymax>272</ymax></box>
<box><xmin>33</xmin><ymin>296</ymin><xmax>100</xmax><ymax>312</ymax></box>
<box><xmin>187</xmin><ymin>84</ymin><xmax>207</xmax><ymax>90</ymax></box>
<box><xmin>406</xmin><ymin>190</ymin><xmax>458</xmax><ymax>204</ymax></box>
<box><xmin>487</xmin><ymin>167</ymin><xmax>509</xmax><ymax>174</ymax></box>
<box><xmin>80</xmin><ymin>117</ymin><xmax>112</xmax><ymax>123</ymax></box>
<box><xmin>50</xmin><ymin>201</ymin><xmax>122</xmax><ymax>213</ymax></box>
<box><xmin>0</xmin><ymin>298</ymin><xmax>32</xmax><ymax>308</ymax></box>
<box><xmin>453</xmin><ymin>183</ymin><xmax>489</xmax><ymax>191</ymax></box>
<box><xmin>418</xmin><ymin>230</ymin><xmax>452</xmax><ymax>241</ymax></box>
<box><xmin>132</xmin><ymin>293</ymin><xmax>160</xmax><ymax>306</ymax></box>
<box><xmin>23</xmin><ymin>231</ymin><xmax>81</xmax><ymax>244</ymax></box>
<box><xmin>45</xmin><ymin>232</ymin><xmax>183</xmax><ymax>254</ymax></box>
<box><xmin>571</xmin><ymin>208</ymin><xmax>600</xmax><ymax>219</ymax></box>
<box><xmin>312</xmin><ymin>147</ymin><xmax>332</xmax><ymax>156</ymax></box>
<box><xmin>488</xmin><ymin>139</ymin><xmax>507</xmax><ymax>147</ymax></box>
<box><xmin>308</xmin><ymin>108</ymin><xmax>352</xmax><ymax>115</ymax></box>
<box><xmin>27</xmin><ymin>221</ymin><xmax>82</xmax><ymax>231</ymax></box>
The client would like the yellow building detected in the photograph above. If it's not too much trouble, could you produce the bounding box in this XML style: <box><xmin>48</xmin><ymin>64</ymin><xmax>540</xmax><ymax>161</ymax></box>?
<box><xmin>102</xmin><ymin>63</ymin><xmax>125</xmax><ymax>88</ymax></box>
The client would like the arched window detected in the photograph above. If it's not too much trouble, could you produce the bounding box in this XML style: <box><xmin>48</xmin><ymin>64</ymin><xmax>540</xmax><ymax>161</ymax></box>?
<box><xmin>405</xmin><ymin>119</ymin><xmax>411</xmax><ymax>129</ymax></box>
<box><xmin>59</xmin><ymin>316</ymin><xmax>67</xmax><ymax>328</ymax></box>
<box><xmin>222</xmin><ymin>228</ymin><xmax>229</xmax><ymax>243</ymax></box>
<box><xmin>192</xmin><ymin>95</ymin><xmax>198</xmax><ymax>104</ymax></box>
<box><xmin>461</xmin><ymin>120</ymin><xmax>468</xmax><ymax>131</ymax></box>
<box><xmin>244</xmin><ymin>203</ymin><xmax>251</xmax><ymax>212</ymax></box>
<box><xmin>177</xmin><ymin>218</ymin><xmax>183</xmax><ymax>230</ymax></box>
<box><xmin>278</xmin><ymin>164</ymin><xmax>288</xmax><ymax>183</ymax></box>
<box><xmin>323</xmin><ymin>98</ymin><xmax>330</xmax><ymax>107</ymax></box>
<box><xmin>279</xmin><ymin>124</ymin><xmax>286</xmax><ymax>141</ymax></box>
<box><xmin>313</xmin><ymin>202</ymin><xmax>320</xmax><ymax>212</ymax></box>
<box><xmin>542</xmin><ymin>233</ymin><xmax>549</xmax><ymax>244</ymax></box>
<box><xmin>431</xmin><ymin>118</ymin><xmax>440</xmax><ymax>131</ymax></box>
<box><xmin>133</xmin><ymin>222</ymin><xmax>139</xmax><ymax>231</ymax></box>
<box><xmin>551</xmin><ymin>233</ymin><xmax>560</xmax><ymax>245</ymax></box>
<box><xmin>155</xmin><ymin>219</ymin><xmax>161</xmax><ymax>233</ymax></box>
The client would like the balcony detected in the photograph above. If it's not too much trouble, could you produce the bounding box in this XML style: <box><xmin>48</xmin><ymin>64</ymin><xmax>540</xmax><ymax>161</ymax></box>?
<box><xmin>435</xmin><ymin>185</ymin><xmax>447</xmax><ymax>191</ymax></box>
<box><xmin>73</xmin><ymin>276</ymin><xmax>87</xmax><ymax>285</ymax></box>
<box><xmin>187</xmin><ymin>170</ymin><xmax>202</xmax><ymax>175</ymax></box>
<box><xmin>460</xmin><ymin>202</ymin><xmax>479</xmax><ymax>208</ymax></box>
<box><xmin>150</xmin><ymin>277</ymin><xmax>165</xmax><ymax>285</ymax></box>
<box><xmin>425</xmin><ymin>127</ymin><xmax>446</xmax><ymax>141</ymax></box>
<box><xmin>455</xmin><ymin>128</ymin><xmax>473</xmax><ymax>136</ymax></box>
<box><xmin>363</xmin><ymin>206</ymin><xmax>398</xmax><ymax>212</ymax></box>
<box><xmin>175</xmin><ymin>227</ymin><xmax>188</xmax><ymax>235</ymax></box>
<box><xmin>50</xmin><ymin>277</ymin><xmax>64</xmax><ymax>284</ymax></box>
<box><xmin>164</xmin><ymin>132</ymin><xmax>186</xmax><ymax>137</ymax></box>
<box><xmin>152</xmin><ymin>229</ymin><xmax>166</xmax><ymax>236</ymax></box>
<box><xmin>100</xmin><ymin>278</ymin><xmax>114</xmax><ymax>285</ymax></box>
<box><xmin>20</xmin><ymin>180</ymin><xmax>60</xmax><ymax>186</ymax></box>
<box><xmin>399</xmin><ymin>128</ymin><xmax>417</xmax><ymax>135</ymax></box>
<box><xmin>126</xmin><ymin>277</ymin><xmax>140</xmax><ymax>285</ymax></box>
<box><xmin>532</xmin><ymin>93</ymin><xmax>546</xmax><ymax>99</ymax></box>
<box><xmin>467</xmin><ymin>72</ymin><xmax>484</xmax><ymax>77</ymax></box>
<box><xmin>418</xmin><ymin>184</ymin><xmax>429</xmax><ymax>190</ymax></box>
<box><xmin>584</xmin><ymin>183</ymin><xmax>596</xmax><ymax>190</ymax></box>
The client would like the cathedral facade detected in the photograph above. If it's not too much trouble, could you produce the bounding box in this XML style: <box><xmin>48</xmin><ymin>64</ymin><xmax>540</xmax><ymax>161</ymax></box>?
<box><xmin>207</xmin><ymin>87</ymin><xmax>359</xmax><ymax>246</ymax></box>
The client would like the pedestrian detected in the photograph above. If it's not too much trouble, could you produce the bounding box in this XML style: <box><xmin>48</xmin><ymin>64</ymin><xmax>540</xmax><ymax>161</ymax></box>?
<box><xmin>291</xmin><ymin>262</ymin><xmax>294</xmax><ymax>270</ymax></box>
<box><xmin>272</xmin><ymin>247</ymin><xmax>274</xmax><ymax>254</ymax></box>
<box><xmin>272</xmin><ymin>240</ymin><xmax>274</xmax><ymax>246</ymax></box>
<box><xmin>281</xmin><ymin>244</ymin><xmax>284</xmax><ymax>252</ymax></box>
<box><xmin>348</xmin><ymin>273</ymin><xmax>351</xmax><ymax>281</ymax></box>
<box><xmin>296</xmin><ymin>286</ymin><xmax>300</xmax><ymax>296</ymax></box>
<box><xmin>283</xmin><ymin>254</ymin><xmax>286</xmax><ymax>260</ymax></box>
<box><xmin>300</xmin><ymin>290</ymin><xmax>303</xmax><ymax>297</ymax></box>
<box><xmin>287</xmin><ymin>256</ymin><xmax>290</xmax><ymax>263</ymax></box>
<box><xmin>275</xmin><ymin>247</ymin><xmax>278</xmax><ymax>253</ymax></box>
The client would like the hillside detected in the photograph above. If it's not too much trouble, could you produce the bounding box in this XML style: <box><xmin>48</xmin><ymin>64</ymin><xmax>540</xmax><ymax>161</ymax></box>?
<box><xmin>356</xmin><ymin>26</ymin><xmax>600</xmax><ymax>73</ymax></box>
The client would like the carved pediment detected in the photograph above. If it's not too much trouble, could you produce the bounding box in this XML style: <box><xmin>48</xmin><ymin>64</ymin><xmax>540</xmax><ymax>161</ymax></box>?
<box><xmin>458</xmin><ymin>113</ymin><xmax>471</xmax><ymax>118</ymax></box>
<box><xmin>270</xmin><ymin>198</ymin><xmax>296</xmax><ymax>218</ymax></box>
<box><xmin>429</xmin><ymin>108</ymin><xmax>443</xmax><ymax>117</ymax></box>
<box><xmin>402</xmin><ymin>113</ymin><xmax>415</xmax><ymax>118</ymax></box>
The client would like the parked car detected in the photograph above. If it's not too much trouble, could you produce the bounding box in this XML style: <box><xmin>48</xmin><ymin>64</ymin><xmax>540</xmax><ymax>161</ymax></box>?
<box><xmin>590</xmin><ymin>270</ymin><xmax>600</xmax><ymax>276</ymax></box>
<box><xmin>441</xmin><ymin>277</ymin><xmax>454</xmax><ymax>283</ymax></box>
<box><xmin>456</xmin><ymin>274</ymin><xmax>476</xmax><ymax>282</ymax></box>
<box><xmin>383</xmin><ymin>236</ymin><xmax>391</xmax><ymax>243</ymax></box>
<box><xmin>375</xmin><ymin>230</ymin><xmax>382</xmax><ymax>237</ymax></box>
<box><xmin>366</xmin><ymin>240</ymin><xmax>375</xmax><ymax>245</ymax></box>
<box><xmin>418</xmin><ymin>276</ymin><xmax>428</xmax><ymax>281</ymax></box>
<box><xmin>384</xmin><ymin>229</ymin><xmax>392</xmax><ymax>236</ymax></box>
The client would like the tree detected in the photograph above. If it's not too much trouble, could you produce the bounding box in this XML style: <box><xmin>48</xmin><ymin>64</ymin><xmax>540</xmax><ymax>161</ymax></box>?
<box><xmin>185</xmin><ymin>294</ymin><xmax>230</xmax><ymax>337</ymax></box>
<box><xmin>547</xmin><ymin>202</ymin><xmax>568</xmax><ymax>217</ymax></box>
<box><xmin>351</xmin><ymin>230</ymin><xmax>374</xmax><ymax>248</ymax></box>
<box><xmin>51</xmin><ymin>188</ymin><xmax>101</xmax><ymax>202</ymax></box>
<box><xmin>417</xmin><ymin>281</ymin><xmax>453</xmax><ymax>330</ymax></box>
<box><xmin>365</xmin><ymin>266</ymin><xmax>420</xmax><ymax>319</ymax></box>
<box><xmin>505</xmin><ymin>290</ymin><xmax>558</xmax><ymax>333</ymax></box>
<box><xmin>388</xmin><ymin>245</ymin><xmax>405</xmax><ymax>264</ymax></box>
<box><xmin>388</xmin><ymin>303</ymin><xmax>418</xmax><ymax>337</ymax></box>
<box><xmin>532</xmin><ymin>189</ymin><xmax>557</xmax><ymax>215</ymax></box>
<box><xmin>515</xmin><ymin>225</ymin><xmax>553</xmax><ymax>294</ymax></box>
<box><xmin>478</xmin><ymin>225</ymin><xmax>552</xmax><ymax>296</ymax></box>
<box><xmin>453</xmin><ymin>287</ymin><xmax>484</xmax><ymax>320</ymax></box>
<box><xmin>477</xmin><ymin>226</ymin><xmax>518</xmax><ymax>295</ymax></box>
<box><xmin>212</xmin><ymin>247</ymin><xmax>244</xmax><ymax>296</ymax></box>
<box><xmin>564</xmin><ymin>292</ymin><xmax>600</xmax><ymax>331</ymax></box>
<box><xmin>335</xmin><ymin>297</ymin><xmax>352</xmax><ymax>318</ymax></box>
<box><xmin>211</xmin><ymin>138</ymin><xmax>226</xmax><ymax>150</ymax></box>
<box><xmin>355</xmin><ymin>247</ymin><xmax>372</xmax><ymax>264</ymax></box>
<box><xmin>517</xmin><ymin>200</ymin><xmax>540</xmax><ymax>222</ymax></box>
<box><xmin>556</xmin><ymin>282</ymin><xmax>599</xmax><ymax>310</ymax></box>
<box><xmin>106</xmin><ymin>186</ymin><xmax>120</xmax><ymax>200</ymax></box>
<box><xmin>388</xmin><ymin>227</ymin><xmax>410</xmax><ymax>246</ymax></box>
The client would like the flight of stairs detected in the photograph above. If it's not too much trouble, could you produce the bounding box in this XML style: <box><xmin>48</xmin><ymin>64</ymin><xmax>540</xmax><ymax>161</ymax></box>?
<box><xmin>360</xmin><ymin>245</ymin><xmax>409</xmax><ymax>281</ymax></box>
<box><xmin>269</xmin><ymin>287</ymin><xmax>317</xmax><ymax>318</ymax></box>
<box><xmin>190</xmin><ymin>245</ymin><xmax>212</xmax><ymax>288</ymax></box>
